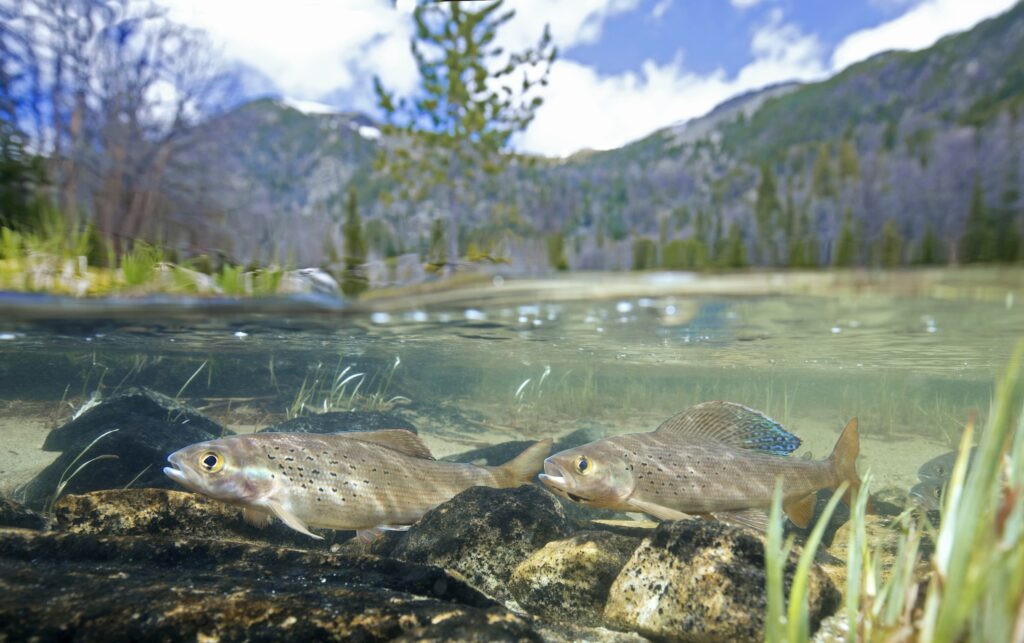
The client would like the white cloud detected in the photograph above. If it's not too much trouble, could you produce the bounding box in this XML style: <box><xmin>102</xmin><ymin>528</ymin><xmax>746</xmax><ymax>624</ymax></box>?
<box><xmin>730</xmin><ymin>0</ymin><xmax>764</xmax><ymax>10</ymax></box>
<box><xmin>650</xmin><ymin>0</ymin><xmax>673</xmax><ymax>21</ymax></box>
<box><xmin>831</xmin><ymin>0</ymin><xmax>1017</xmax><ymax>71</ymax></box>
<box><xmin>518</xmin><ymin>11</ymin><xmax>825</xmax><ymax>156</ymax></box>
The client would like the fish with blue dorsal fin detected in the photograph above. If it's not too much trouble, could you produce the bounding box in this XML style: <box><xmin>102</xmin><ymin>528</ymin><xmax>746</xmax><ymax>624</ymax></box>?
<box><xmin>163</xmin><ymin>429</ymin><xmax>551</xmax><ymax>540</ymax></box>
<box><xmin>538</xmin><ymin>401</ymin><xmax>866</xmax><ymax>530</ymax></box>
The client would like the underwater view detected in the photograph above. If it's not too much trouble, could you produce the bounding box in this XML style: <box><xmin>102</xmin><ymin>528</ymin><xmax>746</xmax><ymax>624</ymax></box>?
<box><xmin>0</xmin><ymin>271</ymin><xmax>1021</xmax><ymax>640</ymax></box>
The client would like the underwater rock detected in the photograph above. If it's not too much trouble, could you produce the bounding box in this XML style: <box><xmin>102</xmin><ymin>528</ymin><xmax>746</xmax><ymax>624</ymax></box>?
<box><xmin>603</xmin><ymin>519</ymin><xmax>840</xmax><ymax>641</ymax></box>
<box><xmin>537</xmin><ymin>622</ymin><xmax>651</xmax><ymax>643</ymax></box>
<box><xmin>0</xmin><ymin>496</ymin><xmax>54</xmax><ymax>531</ymax></box>
<box><xmin>21</xmin><ymin>387</ymin><xmax>229</xmax><ymax>510</ymax></box>
<box><xmin>258</xmin><ymin>410</ymin><xmax>417</xmax><ymax>434</ymax></box>
<box><xmin>0</xmin><ymin>528</ymin><xmax>540</xmax><ymax>642</ymax></box>
<box><xmin>509</xmin><ymin>530</ymin><xmax>640</xmax><ymax>626</ymax></box>
<box><xmin>388</xmin><ymin>485</ymin><xmax>572</xmax><ymax>602</ymax></box>
<box><xmin>52</xmin><ymin>488</ymin><xmax>345</xmax><ymax>549</ymax></box>
<box><xmin>42</xmin><ymin>387</ymin><xmax>225</xmax><ymax>452</ymax></box>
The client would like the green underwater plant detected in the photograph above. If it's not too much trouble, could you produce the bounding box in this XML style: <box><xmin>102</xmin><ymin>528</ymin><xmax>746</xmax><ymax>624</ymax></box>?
<box><xmin>287</xmin><ymin>356</ymin><xmax>408</xmax><ymax>418</ymax></box>
<box><xmin>764</xmin><ymin>340</ymin><xmax>1024</xmax><ymax>642</ymax></box>
<box><xmin>46</xmin><ymin>428</ymin><xmax>119</xmax><ymax>513</ymax></box>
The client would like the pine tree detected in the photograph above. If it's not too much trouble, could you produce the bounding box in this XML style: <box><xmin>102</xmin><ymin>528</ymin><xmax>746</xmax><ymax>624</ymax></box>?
<box><xmin>754</xmin><ymin>163</ymin><xmax>781</xmax><ymax>264</ymax></box>
<box><xmin>546</xmin><ymin>232</ymin><xmax>568</xmax><ymax>271</ymax></box>
<box><xmin>812</xmin><ymin>142</ymin><xmax>835</xmax><ymax>198</ymax></box>
<box><xmin>995</xmin><ymin>185</ymin><xmax>1021</xmax><ymax>263</ymax></box>
<box><xmin>343</xmin><ymin>189</ymin><xmax>366</xmax><ymax>269</ymax></box>
<box><xmin>960</xmin><ymin>178</ymin><xmax>996</xmax><ymax>263</ymax></box>
<box><xmin>722</xmin><ymin>222</ymin><xmax>747</xmax><ymax>268</ymax></box>
<box><xmin>875</xmin><ymin>218</ymin><xmax>903</xmax><ymax>268</ymax></box>
<box><xmin>833</xmin><ymin>208</ymin><xmax>857</xmax><ymax>267</ymax></box>
<box><xmin>374</xmin><ymin>1</ymin><xmax>555</xmax><ymax>273</ymax></box>
<box><xmin>914</xmin><ymin>223</ymin><xmax>944</xmax><ymax>265</ymax></box>
<box><xmin>340</xmin><ymin>189</ymin><xmax>368</xmax><ymax>296</ymax></box>
<box><xmin>427</xmin><ymin>218</ymin><xmax>447</xmax><ymax>270</ymax></box>
<box><xmin>839</xmin><ymin>138</ymin><xmax>861</xmax><ymax>181</ymax></box>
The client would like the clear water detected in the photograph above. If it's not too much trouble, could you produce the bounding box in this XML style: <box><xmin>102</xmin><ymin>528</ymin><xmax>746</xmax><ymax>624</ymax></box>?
<box><xmin>1</xmin><ymin>271</ymin><xmax>1021</xmax><ymax>497</ymax></box>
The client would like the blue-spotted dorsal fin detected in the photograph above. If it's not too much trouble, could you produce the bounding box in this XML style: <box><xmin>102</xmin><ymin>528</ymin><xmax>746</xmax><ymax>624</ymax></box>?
<box><xmin>654</xmin><ymin>401</ymin><xmax>800</xmax><ymax>455</ymax></box>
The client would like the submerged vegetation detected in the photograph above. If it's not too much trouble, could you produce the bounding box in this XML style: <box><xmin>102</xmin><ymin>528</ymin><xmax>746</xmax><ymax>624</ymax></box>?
<box><xmin>287</xmin><ymin>357</ymin><xmax>408</xmax><ymax>418</ymax></box>
<box><xmin>766</xmin><ymin>341</ymin><xmax>1024</xmax><ymax>642</ymax></box>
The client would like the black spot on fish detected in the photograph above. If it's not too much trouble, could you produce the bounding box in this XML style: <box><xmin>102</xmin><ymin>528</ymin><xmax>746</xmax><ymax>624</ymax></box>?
<box><xmin>329</xmin><ymin>472</ymin><xmax>337</xmax><ymax>477</ymax></box>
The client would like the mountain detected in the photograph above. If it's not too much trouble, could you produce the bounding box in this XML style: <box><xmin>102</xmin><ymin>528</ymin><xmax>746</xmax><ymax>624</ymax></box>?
<box><xmin>181</xmin><ymin>3</ymin><xmax>1024</xmax><ymax>270</ymax></box>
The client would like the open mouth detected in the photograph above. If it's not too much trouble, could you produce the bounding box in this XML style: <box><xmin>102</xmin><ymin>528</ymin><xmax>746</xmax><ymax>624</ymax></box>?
<box><xmin>538</xmin><ymin>459</ymin><xmax>590</xmax><ymax>503</ymax></box>
<box><xmin>162</xmin><ymin>455</ymin><xmax>188</xmax><ymax>486</ymax></box>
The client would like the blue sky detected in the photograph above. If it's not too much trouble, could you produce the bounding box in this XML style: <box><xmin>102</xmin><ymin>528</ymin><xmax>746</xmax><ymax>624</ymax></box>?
<box><xmin>159</xmin><ymin>0</ymin><xmax>1018</xmax><ymax>156</ymax></box>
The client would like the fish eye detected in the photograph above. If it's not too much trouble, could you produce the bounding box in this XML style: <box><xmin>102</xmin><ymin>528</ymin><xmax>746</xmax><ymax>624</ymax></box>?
<box><xmin>575</xmin><ymin>455</ymin><xmax>593</xmax><ymax>475</ymax></box>
<box><xmin>199</xmin><ymin>451</ymin><xmax>224</xmax><ymax>473</ymax></box>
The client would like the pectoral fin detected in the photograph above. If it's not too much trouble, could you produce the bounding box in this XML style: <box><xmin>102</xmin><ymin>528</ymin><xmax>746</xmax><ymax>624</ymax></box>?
<box><xmin>784</xmin><ymin>493</ymin><xmax>816</xmax><ymax>529</ymax></box>
<box><xmin>242</xmin><ymin>507</ymin><xmax>272</xmax><ymax>528</ymax></box>
<box><xmin>356</xmin><ymin>524</ymin><xmax>411</xmax><ymax>543</ymax></box>
<box><xmin>626</xmin><ymin>497</ymin><xmax>693</xmax><ymax>522</ymax></box>
<box><xmin>265</xmin><ymin>500</ymin><xmax>322</xmax><ymax>540</ymax></box>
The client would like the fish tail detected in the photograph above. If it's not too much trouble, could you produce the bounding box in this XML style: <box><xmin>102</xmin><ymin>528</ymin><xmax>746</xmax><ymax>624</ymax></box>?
<box><xmin>828</xmin><ymin>417</ymin><xmax>871</xmax><ymax>511</ymax></box>
<box><xmin>491</xmin><ymin>438</ymin><xmax>552</xmax><ymax>487</ymax></box>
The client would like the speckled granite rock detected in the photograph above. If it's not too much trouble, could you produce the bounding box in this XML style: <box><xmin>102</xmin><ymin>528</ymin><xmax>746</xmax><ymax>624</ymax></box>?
<box><xmin>0</xmin><ymin>528</ymin><xmax>541</xmax><ymax>642</ymax></box>
<box><xmin>604</xmin><ymin>519</ymin><xmax>840</xmax><ymax>642</ymax></box>
<box><xmin>53</xmin><ymin>488</ymin><xmax>345</xmax><ymax>549</ymax></box>
<box><xmin>387</xmin><ymin>485</ymin><xmax>572</xmax><ymax>602</ymax></box>
<box><xmin>510</xmin><ymin>530</ymin><xmax>640</xmax><ymax>626</ymax></box>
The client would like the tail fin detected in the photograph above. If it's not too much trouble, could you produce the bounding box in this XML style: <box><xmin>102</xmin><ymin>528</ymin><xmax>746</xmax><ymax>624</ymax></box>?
<box><xmin>829</xmin><ymin>417</ymin><xmax>870</xmax><ymax>511</ymax></box>
<box><xmin>492</xmin><ymin>438</ymin><xmax>552</xmax><ymax>487</ymax></box>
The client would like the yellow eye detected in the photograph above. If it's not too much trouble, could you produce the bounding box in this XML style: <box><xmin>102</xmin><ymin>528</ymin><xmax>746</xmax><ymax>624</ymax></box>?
<box><xmin>199</xmin><ymin>451</ymin><xmax>224</xmax><ymax>473</ymax></box>
<box><xmin>575</xmin><ymin>455</ymin><xmax>593</xmax><ymax>475</ymax></box>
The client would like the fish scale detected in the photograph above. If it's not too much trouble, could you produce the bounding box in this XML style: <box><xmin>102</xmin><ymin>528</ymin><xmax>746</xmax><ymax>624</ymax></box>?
<box><xmin>164</xmin><ymin>429</ymin><xmax>551</xmax><ymax>539</ymax></box>
<box><xmin>539</xmin><ymin>401</ymin><xmax>864</xmax><ymax>530</ymax></box>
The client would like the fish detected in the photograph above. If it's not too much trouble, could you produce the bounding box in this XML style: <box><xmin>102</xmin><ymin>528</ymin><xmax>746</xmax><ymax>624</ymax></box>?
<box><xmin>538</xmin><ymin>401</ymin><xmax>865</xmax><ymax>530</ymax></box>
<box><xmin>909</xmin><ymin>479</ymin><xmax>945</xmax><ymax>511</ymax></box>
<box><xmin>917</xmin><ymin>447</ymin><xmax>976</xmax><ymax>483</ymax></box>
<box><xmin>163</xmin><ymin>429</ymin><xmax>551</xmax><ymax>540</ymax></box>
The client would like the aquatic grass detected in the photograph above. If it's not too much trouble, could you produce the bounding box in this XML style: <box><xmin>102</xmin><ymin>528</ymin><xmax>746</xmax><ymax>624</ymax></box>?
<box><xmin>766</xmin><ymin>340</ymin><xmax>1024</xmax><ymax>642</ymax></box>
<box><xmin>765</xmin><ymin>481</ymin><xmax>847</xmax><ymax>642</ymax></box>
<box><xmin>287</xmin><ymin>357</ymin><xmax>408</xmax><ymax>418</ymax></box>
<box><xmin>216</xmin><ymin>264</ymin><xmax>249</xmax><ymax>295</ymax></box>
<box><xmin>46</xmin><ymin>428</ymin><xmax>119</xmax><ymax>513</ymax></box>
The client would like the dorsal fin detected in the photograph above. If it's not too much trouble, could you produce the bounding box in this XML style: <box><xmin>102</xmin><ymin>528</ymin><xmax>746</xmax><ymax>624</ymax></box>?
<box><xmin>654</xmin><ymin>401</ymin><xmax>800</xmax><ymax>455</ymax></box>
<box><xmin>340</xmin><ymin>429</ymin><xmax>435</xmax><ymax>460</ymax></box>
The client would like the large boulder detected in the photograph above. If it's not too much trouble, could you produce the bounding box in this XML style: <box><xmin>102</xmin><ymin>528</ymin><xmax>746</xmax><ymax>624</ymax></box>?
<box><xmin>442</xmin><ymin>427</ymin><xmax>604</xmax><ymax>466</ymax></box>
<box><xmin>258</xmin><ymin>410</ymin><xmax>417</xmax><ymax>435</ymax></box>
<box><xmin>604</xmin><ymin>519</ymin><xmax>840</xmax><ymax>642</ymax></box>
<box><xmin>510</xmin><ymin>530</ymin><xmax>640</xmax><ymax>626</ymax></box>
<box><xmin>52</xmin><ymin>488</ymin><xmax>343</xmax><ymax>549</ymax></box>
<box><xmin>387</xmin><ymin>485</ymin><xmax>572</xmax><ymax>602</ymax></box>
<box><xmin>0</xmin><ymin>528</ymin><xmax>540</xmax><ymax>642</ymax></box>
<box><xmin>20</xmin><ymin>388</ymin><xmax>229</xmax><ymax>509</ymax></box>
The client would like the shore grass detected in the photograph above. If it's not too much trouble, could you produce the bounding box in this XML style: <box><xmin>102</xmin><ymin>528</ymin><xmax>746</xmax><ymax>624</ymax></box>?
<box><xmin>766</xmin><ymin>340</ymin><xmax>1024</xmax><ymax>641</ymax></box>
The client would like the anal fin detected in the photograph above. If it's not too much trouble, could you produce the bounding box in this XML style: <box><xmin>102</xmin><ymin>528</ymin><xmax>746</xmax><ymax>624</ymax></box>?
<box><xmin>711</xmin><ymin>508</ymin><xmax>770</xmax><ymax>532</ymax></box>
<box><xmin>784</xmin><ymin>493</ymin><xmax>816</xmax><ymax>529</ymax></box>
<box><xmin>265</xmin><ymin>500</ymin><xmax>323</xmax><ymax>540</ymax></box>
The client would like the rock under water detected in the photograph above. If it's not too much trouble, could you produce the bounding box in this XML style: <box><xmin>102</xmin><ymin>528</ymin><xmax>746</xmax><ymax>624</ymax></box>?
<box><xmin>20</xmin><ymin>387</ymin><xmax>230</xmax><ymax>509</ymax></box>
<box><xmin>603</xmin><ymin>519</ymin><xmax>840</xmax><ymax>641</ymax></box>
<box><xmin>510</xmin><ymin>530</ymin><xmax>640</xmax><ymax>627</ymax></box>
<box><xmin>386</xmin><ymin>485</ymin><xmax>573</xmax><ymax>603</ymax></box>
<box><xmin>0</xmin><ymin>528</ymin><xmax>540</xmax><ymax>642</ymax></box>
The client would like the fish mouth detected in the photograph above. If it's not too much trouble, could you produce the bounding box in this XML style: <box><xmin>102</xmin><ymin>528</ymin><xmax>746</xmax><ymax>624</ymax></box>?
<box><xmin>538</xmin><ymin>459</ymin><xmax>591</xmax><ymax>502</ymax></box>
<box><xmin>162</xmin><ymin>454</ymin><xmax>191</xmax><ymax>488</ymax></box>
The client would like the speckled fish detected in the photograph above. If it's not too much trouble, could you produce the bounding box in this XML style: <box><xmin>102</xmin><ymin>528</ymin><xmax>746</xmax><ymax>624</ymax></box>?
<box><xmin>538</xmin><ymin>401</ymin><xmax>864</xmax><ymax>529</ymax></box>
<box><xmin>164</xmin><ymin>429</ymin><xmax>550</xmax><ymax>540</ymax></box>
